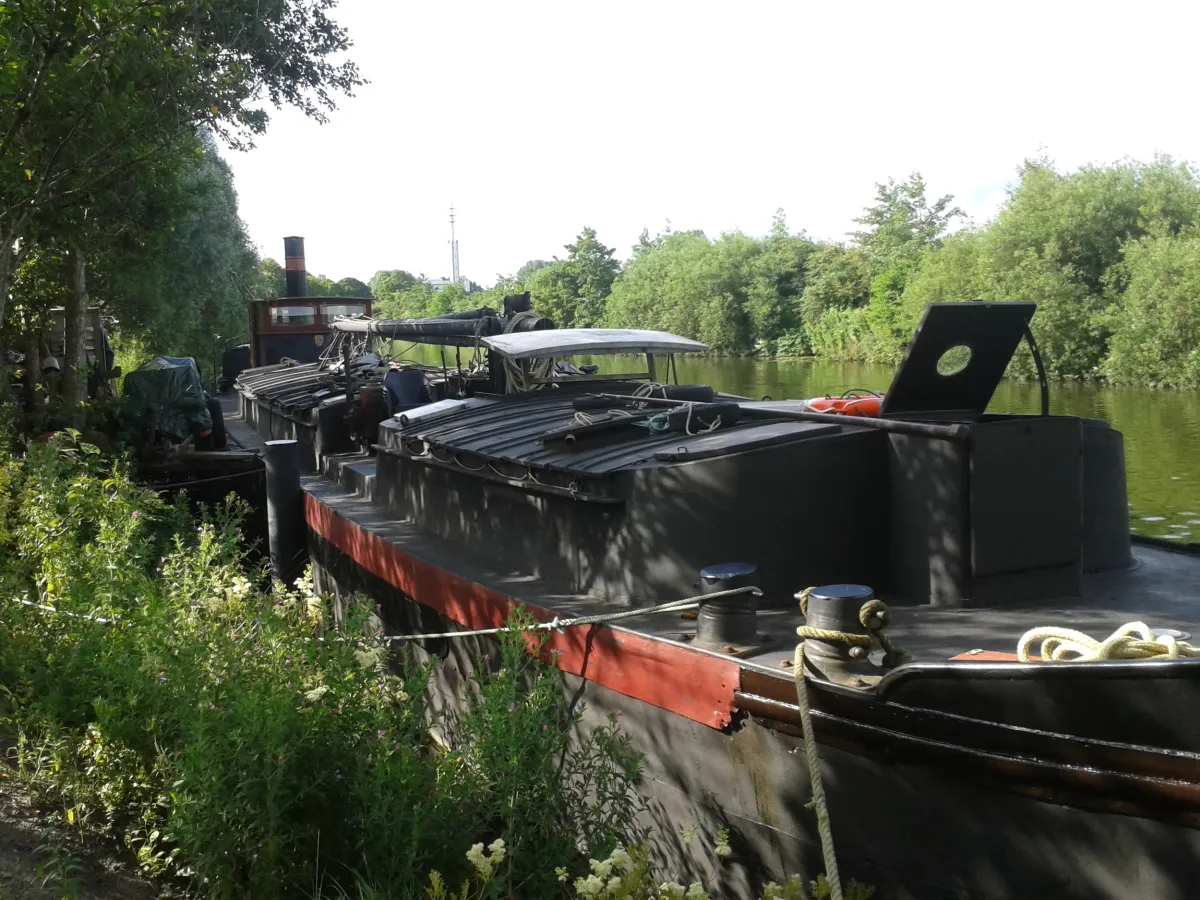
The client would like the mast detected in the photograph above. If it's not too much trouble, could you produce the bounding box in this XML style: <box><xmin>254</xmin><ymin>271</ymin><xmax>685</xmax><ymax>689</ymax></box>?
<box><xmin>449</xmin><ymin>204</ymin><xmax>460</xmax><ymax>286</ymax></box>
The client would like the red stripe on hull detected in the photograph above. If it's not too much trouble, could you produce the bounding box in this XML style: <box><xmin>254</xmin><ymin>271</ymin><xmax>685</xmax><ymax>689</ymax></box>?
<box><xmin>305</xmin><ymin>494</ymin><xmax>739</xmax><ymax>728</ymax></box>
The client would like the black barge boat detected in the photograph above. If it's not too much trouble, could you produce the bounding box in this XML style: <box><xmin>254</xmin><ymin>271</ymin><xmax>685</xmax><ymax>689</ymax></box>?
<box><xmin>231</xmin><ymin>299</ymin><xmax>1200</xmax><ymax>899</ymax></box>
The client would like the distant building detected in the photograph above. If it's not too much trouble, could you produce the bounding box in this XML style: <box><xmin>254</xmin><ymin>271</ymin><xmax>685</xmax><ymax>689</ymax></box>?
<box><xmin>427</xmin><ymin>276</ymin><xmax>481</xmax><ymax>294</ymax></box>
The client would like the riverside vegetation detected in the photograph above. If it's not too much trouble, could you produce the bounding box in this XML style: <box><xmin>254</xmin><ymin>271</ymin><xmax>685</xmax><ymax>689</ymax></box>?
<box><xmin>6</xmin><ymin>4</ymin><xmax>1200</xmax><ymax>432</ymax></box>
<box><xmin>359</xmin><ymin>157</ymin><xmax>1200</xmax><ymax>389</ymax></box>
<box><xmin>0</xmin><ymin>429</ymin><xmax>872</xmax><ymax>900</ymax></box>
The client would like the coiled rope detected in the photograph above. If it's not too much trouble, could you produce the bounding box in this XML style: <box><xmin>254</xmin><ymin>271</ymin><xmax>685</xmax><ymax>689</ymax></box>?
<box><xmin>1018</xmin><ymin>621</ymin><xmax>1200</xmax><ymax>662</ymax></box>
<box><xmin>502</xmin><ymin>310</ymin><xmax>554</xmax><ymax>393</ymax></box>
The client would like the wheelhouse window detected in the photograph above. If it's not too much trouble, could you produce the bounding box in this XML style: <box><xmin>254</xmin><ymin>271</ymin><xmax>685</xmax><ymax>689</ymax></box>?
<box><xmin>321</xmin><ymin>303</ymin><xmax>366</xmax><ymax>319</ymax></box>
<box><xmin>270</xmin><ymin>304</ymin><xmax>316</xmax><ymax>326</ymax></box>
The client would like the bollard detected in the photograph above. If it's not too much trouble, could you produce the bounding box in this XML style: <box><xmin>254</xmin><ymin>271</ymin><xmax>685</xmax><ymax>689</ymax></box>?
<box><xmin>801</xmin><ymin>584</ymin><xmax>875</xmax><ymax>680</ymax></box>
<box><xmin>264</xmin><ymin>439</ymin><xmax>306</xmax><ymax>585</ymax></box>
<box><xmin>695</xmin><ymin>562</ymin><xmax>759</xmax><ymax>649</ymax></box>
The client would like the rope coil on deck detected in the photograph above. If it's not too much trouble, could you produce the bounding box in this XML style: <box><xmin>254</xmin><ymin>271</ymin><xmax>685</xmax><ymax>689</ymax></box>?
<box><xmin>1018</xmin><ymin>621</ymin><xmax>1200</xmax><ymax>662</ymax></box>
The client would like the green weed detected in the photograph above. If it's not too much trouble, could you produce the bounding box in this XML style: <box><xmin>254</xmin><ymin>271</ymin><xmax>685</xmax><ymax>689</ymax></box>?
<box><xmin>0</xmin><ymin>437</ymin><xmax>645</xmax><ymax>898</ymax></box>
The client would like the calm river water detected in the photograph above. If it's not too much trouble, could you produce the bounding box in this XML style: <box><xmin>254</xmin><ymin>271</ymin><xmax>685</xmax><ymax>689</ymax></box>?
<box><xmin>669</xmin><ymin>356</ymin><xmax>1200</xmax><ymax>541</ymax></box>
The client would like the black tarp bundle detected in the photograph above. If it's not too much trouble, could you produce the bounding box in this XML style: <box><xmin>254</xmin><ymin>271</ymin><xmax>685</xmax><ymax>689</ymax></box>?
<box><xmin>122</xmin><ymin>356</ymin><xmax>212</xmax><ymax>442</ymax></box>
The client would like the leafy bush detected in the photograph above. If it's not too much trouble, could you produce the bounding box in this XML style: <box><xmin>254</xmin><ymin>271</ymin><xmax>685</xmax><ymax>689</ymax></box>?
<box><xmin>0</xmin><ymin>435</ymin><xmax>644</xmax><ymax>898</ymax></box>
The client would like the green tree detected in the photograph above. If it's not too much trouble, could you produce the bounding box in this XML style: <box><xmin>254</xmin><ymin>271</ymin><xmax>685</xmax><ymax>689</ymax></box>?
<box><xmin>333</xmin><ymin>277</ymin><xmax>371</xmax><ymax>298</ymax></box>
<box><xmin>604</xmin><ymin>230</ymin><xmax>761</xmax><ymax>353</ymax></box>
<box><xmin>80</xmin><ymin>141</ymin><xmax>260</xmax><ymax>365</ymax></box>
<box><xmin>258</xmin><ymin>259</ymin><xmax>287</xmax><ymax>298</ymax></box>
<box><xmin>0</xmin><ymin>0</ymin><xmax>362</xmax><ymax>376</ymax></box>
<box><xmin>514</xmin><ymin>259</ymin><xmax>552</xmax><ymax>282</ymax></box>
<box><xmin>1103</xmin><ymin>228</ymin><xmax>1200</xmax><ymax>386</ymax></box>
<box><xmin>799</xmin><ymin>245</ymin><xmax>873</xmax><ymax>321</ymax></box>
<box><xmin>308</xmin><ymin>273</ymin><xmax>336</xmax><ymax>295</ymax></box>
<box><xmin>747</xmin><ymin>210</ymin><xmax>815</xmax><ymax>352</ymax></box>
<box><xmin>370</xmin><ymin>269</ymin><xmax>420</xmax><ymax>296</ymax></box>
<box><xmin>526</xmin><ymin>262</ymin><xmax>582</xmax><ymax>328</ymax></box>
<box><xmin>852</xmin><ymin>173</ymin><xmax>964</xmax><ymax>266</ymax></box>
<box><xmin>563</xmin><ymin>227</ymin><xmax>620</xmax><ymax>326</ymax></box>
<box><xmin>524</xmin><ymin>228</ymin><xmax>620</xmax><ymax>328</ymax></box>
<box><xmin>374</xmin><ymin>283</ymin><xmax>436</xmax><ymax>319</ymax></box>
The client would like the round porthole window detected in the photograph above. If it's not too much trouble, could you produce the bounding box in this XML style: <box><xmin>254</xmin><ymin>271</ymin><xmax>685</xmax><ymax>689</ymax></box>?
<box><xmin>936</xmin><ymin>344</ymin><xmax>972</xmax><ymax>376</ymax></box>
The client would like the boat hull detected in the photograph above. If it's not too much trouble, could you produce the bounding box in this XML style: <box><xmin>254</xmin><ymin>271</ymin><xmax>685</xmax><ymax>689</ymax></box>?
<box><xmin>306</xmin><ymin>499</ymin><xmax>1200</xmax><ymax>900</ymax></box>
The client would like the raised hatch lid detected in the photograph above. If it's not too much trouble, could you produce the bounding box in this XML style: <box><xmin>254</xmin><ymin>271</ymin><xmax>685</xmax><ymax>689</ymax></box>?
<box><xmin>482</xmin><ymin>328</ymin><xmax>708</xmax><ymax>360</ymax></box>
<box><xmin>880</xmin><ymin>301</ymin><xmax>1036</xmax><ymax>417</ymax></box>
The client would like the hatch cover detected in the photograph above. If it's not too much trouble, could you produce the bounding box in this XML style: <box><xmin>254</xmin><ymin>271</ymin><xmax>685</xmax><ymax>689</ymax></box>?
<box><xmin>880</xmin><ymin>301</ymin><xmax>1036</xmax><ymax>417</ymax></box>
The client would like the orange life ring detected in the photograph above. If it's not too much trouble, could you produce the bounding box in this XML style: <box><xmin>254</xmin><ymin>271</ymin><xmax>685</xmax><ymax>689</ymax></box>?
<box><xmin>805</xmin><ymin>395</ymin><xmax>881</xmax><ymax>418</ymax></box>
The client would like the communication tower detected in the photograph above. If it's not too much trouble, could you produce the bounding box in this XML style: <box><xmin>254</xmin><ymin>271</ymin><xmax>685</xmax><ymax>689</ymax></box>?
<box><xmin>449</xmin><ymin>205</ymin><xmax>460</xmax><ymax>285</ymax></box>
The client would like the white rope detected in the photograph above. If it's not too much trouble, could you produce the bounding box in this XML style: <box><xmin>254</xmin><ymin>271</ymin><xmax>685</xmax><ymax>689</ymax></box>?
<box><xmin>9</xmin><ymin>598</ymin><xmax>118</xmax><ymax>624</ymax></box>
<box><xmin>502</xmin><ymin>311</ymin><xmax>554</xmax><ymax>393</ymax></box>
<box><xmin>683</xmin><ymin>402</ymin><xmax>721</xmax><ymax>436</ymax></box>
<box><xmin>1018</xmin><ymin>621</ymin><xmax>1200</xmax><ymax>662</ymax></box>
<box><xmin>632</xmin><ymin>382</ymin><xmax>666</xmax><ymax>400</ymax></box>
<box><xmin>383</xmin><ymin>586</ymin><xmax>761</xmax><ymax>642</ymax></box>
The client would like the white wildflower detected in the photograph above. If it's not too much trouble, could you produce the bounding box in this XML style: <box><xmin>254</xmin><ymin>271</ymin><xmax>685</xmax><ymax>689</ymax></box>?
<box><xmin>610</xmin><ymin>846</ymin><xmax>634</xmax><ymax>873</ymax></box>
<box><xmin>607</xmin><ymin>876</ymin><xmax>622</xmax><ymax>892</ymax></box>
<box><xmin>555</xmin><ymin>866</ymin><xmax>569</xmax><ymax>883</ymax></box>
<box><xmin>302</xmin><ymin>684</ymin><xmax>329</xmax><ymax>704</ymax></box>
<box><xmin>680</xmin><ymin>824</ymin><xmax>699</xmax><ymax>847</ymax></box>
<box><xmin>685</xmin><ymin>884</ymin><xmax>708</xmax><ymax>900</ymax></box>
<box><xmin>589</xmin><ymin>857</ymin><xmax>614</xmax><ymax>880</ymax></box>
<box><xmin>354</xmin><ymin>646</ymin><xmax>384</xmax><ymax>670</ymax></box>
<box><xmin>658</xmin><ymin>883</ymin><xmax>686</xmax><ymax>900</ymax></box>
<box><xmin>575</xmin><ymin>874</ymin><xmax>604</xmax><ymax>897</ymax></box>
<box><xmin>466</xmin><ymin>842</ymin><xmax>492</xmax><ymax>879</ymax></box>
<box><xmin>487</xmin><ymin>838</ymin><xmax>506</xmax><ymax>864</ymax></box>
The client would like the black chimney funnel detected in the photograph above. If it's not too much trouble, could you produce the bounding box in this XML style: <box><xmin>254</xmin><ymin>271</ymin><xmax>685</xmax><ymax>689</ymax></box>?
<box><xmin>283</xmin><ymin>236</ymin><xmax>307</xmax><ymax>298</ymax></box>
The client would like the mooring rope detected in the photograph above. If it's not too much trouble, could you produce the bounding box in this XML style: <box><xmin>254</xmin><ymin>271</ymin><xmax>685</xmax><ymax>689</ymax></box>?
<box><xmin>382</xmin><ymin>586</ymin><xmax>762</xmax><ymax>642</ymax></box>
<box><xmin>1018</xmin><ymin>621</ymin><xmax>1200</xmax><ymax>661</ymax></box>
<box><xmin>792</xmin><ymin>587</ymin><xmax>844</xmax><ymax>900</ymax></box>
<box><xmin>8</xmin><ymin>597</ymin><xmax>118</xmax><ymax>624</ymax></box>
<box><xmin>11</xmin><ymin>586</ymin><xmax>763</xmax><ymax>649</ymax></box>
<box><xmin>789</xmin><ymin>588</ymin><xmax>909</xmax><ymax>900</ymax></box>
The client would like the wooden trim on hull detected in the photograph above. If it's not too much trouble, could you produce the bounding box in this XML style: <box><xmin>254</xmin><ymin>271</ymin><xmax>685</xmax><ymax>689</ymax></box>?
<box><xmin>738</xmin><ymin>669</ymin><xmax>1200</xmax><ymax>828</ymax></box>
<box><xmin>304</xmin><ymin>493</ymin><xmax>741</xmax><ymax>728</ymax></box>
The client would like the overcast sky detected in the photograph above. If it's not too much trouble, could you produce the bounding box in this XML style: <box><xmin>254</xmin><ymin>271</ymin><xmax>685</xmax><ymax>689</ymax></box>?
<box><xmin>222</xmin><ymin>0</ymin><xmax>1200</xmax><ymax>287</ymax></box>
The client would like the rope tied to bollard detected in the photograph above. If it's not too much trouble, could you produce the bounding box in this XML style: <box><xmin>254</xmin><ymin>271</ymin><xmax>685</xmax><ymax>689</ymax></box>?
<box><xmin>790</xmin><ymin>587</ymin><xmax>911</xmax><ymax>900</ymax></box>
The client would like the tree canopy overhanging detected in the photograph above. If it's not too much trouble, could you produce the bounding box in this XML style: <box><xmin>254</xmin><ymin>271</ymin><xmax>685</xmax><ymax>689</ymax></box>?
<box><xmin>0</xmin><ymin>0</ymin><xmax>363</xmax><ymax>404</ymax></box>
